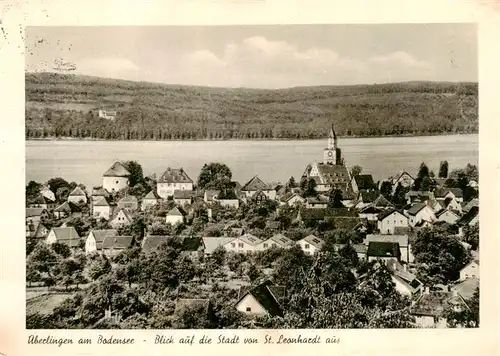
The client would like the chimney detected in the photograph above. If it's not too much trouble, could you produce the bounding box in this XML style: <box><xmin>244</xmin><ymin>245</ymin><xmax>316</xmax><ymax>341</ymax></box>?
<box><xmin>403</xmin><ymin>263</ymin><xmax>408</xmax><ymax>272</ymax></box>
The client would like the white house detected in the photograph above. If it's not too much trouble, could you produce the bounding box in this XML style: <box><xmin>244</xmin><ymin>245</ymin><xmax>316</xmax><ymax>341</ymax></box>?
<box><xmin>92</xmin><ymin>196</ymin><xmax>112</xmax><ymax>220</ymax></box>
<box><xmin>85</xmin><ymin>229</ymin><xmax>117</xmax><ymax>255</ymax></box>
<box><xmin>101</xmin><ymin>235</ymin><xmax>134</xmax><ymax>257</ymax></box>
<box><xmin>109</xmin><ymin>208</ymin><xmax>133</xmax><ymax>228</ymax></box>
<box><xmin>390</xmin><ymin>171</ymin><xmax>415</xmax><ymax>193</ymax></box>
<box><xmin>46</xmin><ymin>227</ymin><xmax>81</xmax><ymax>248</ymax></box>
<box><xmin>202</xmin><ymin>237</ymin><xmax>236</xmax><ymax>255</ymax></box>
<box><xmin>459</xmin><ymin>259</ymin><xmax>479</xmax><ymax>281</ymax></box>
<box><xmin>224</xmin><ymin>233</ymin><xmax>263</xmax><ymax>253</ymax></box>
<box><xmin>406</xmin><ymin>203</ymin><xmax>436</xmax><ymax>227</ymax></box>
<box><xmin>305</xmin><ymin>196</ymin><xmax>328</xmax><ymax>209</ymax></box>
<box><xmin>436</xmin><ymin>209</ymin><xmax>460</xmax><ymax>225</ymax></box>
<box><xmin>173</xmin><ymin>190</ymin><xmax>195</xmax><ymax>207</ymax></box>
<box><xmin>284</xmin><ymin>194</ymin><xmax>305</xmax><ymax>207</ymax></box>
<box><xmin>235</xmin><ymin>282</ymin><xmax>285</xmax><ymax>317</ymax></box>
<box><xmin>377</xmin><ymin>209</ymin><xmax>409</xmax><ymax>234</ymax></box>
<box><xmin>142</xmin><ymin>190</ymin><xmax>161</xmax><ymax>211</ymax></box>
<box><xmin>157</xmin><ymin>168</ymin><xmax>193</xmax><ymax>199</ymax></box>
<box><xmin>297</xmin><ymin>235</ymin><xmax>324</xmax><ymax>255</ymax></box>
<box><xmin>40</xmin><ymin>185</ymin><xmax>56</xmax><ymax>201</ymax></box>
<box><xmin>67</xmin><ymin>186</ymin><xmax>87</xmax><ymax>204</ymax></box>
<box><xmin>255</xmin><ymin>233</ymin><xmax>294</xmax><ymax>251</ymax></box>
<box><xmin>166</xmin><ymin>207</ymin><xmax>185</xmax><ymax>225</ymax></box>
<box><xmin>241</xmin><ymin>176</ymin><xmax>277</xmax><ymax>200</ymax></box>
<box><xmin>102</xmin><ymin>161</ymin><xmax>131</xmax><ymax>193</ymax></box>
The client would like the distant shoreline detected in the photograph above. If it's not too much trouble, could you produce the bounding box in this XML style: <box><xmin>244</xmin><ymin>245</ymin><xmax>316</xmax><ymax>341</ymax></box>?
<box><xmin>25</xmin><ymin>132</ymin><xmax>478</xmax><ymax>143</ymax></box>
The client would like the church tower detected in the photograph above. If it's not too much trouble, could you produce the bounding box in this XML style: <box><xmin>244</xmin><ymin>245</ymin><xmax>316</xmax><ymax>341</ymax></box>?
<box><xmin>324</xmin><ymin>124</ymin><xmax>339</xmax><ymax>165</ymax></box>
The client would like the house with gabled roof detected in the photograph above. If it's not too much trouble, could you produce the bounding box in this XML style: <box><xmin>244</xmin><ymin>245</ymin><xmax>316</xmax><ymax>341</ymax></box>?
<box><xmin>459</xmin><ymin>259</ymin><xmax>479</xmax><ymax>281</ymax></box>
<box><xmin>235</xmin><ymin>281</ymin><xmax>285</xmax><ymax>317</ymax></box>
<box><xmin>142</xmin><ymin>190</ymin><xmax>161</xmax><ymax>211</ymax></box>
<box><xmin>202</xmin><ymin>236</ymin><xmax>236</xmax><ymax>255</ymax></box>
<box><xmin>28</xmin><ymin>194</ymin><xmax>56</xmax><ymax>210</ymax></box>
<box><xmin>46</xmin><ymin>227</ymin><xmax>81</xmax><ymax>248</ymax></box>
<box><xmin>26</xmin><ymin>208</ymin><xmax>50</xmax><ymax>225</ymax></box>
<box><xmin>353</xmin><ymin>174</ymin><xmax>377</xmax><ymax>192</ymax></box>
<box><xmin>53</xmin><ymin>201</ymin><xmax>83</xmax><ymax>220</ymax></box>
<box><xmin>377</xmin><ymin>209</ymin><xmax>409</xmax><ymax>234</ymax></box>
<box><xmin>173</xmin><ymin>189</ymin><xmax>195</xmax><ymax>207</ymax></box>
<box><xmin>241</xmin><ymin>175</ymin><xmax>277</xmax><ymax>200</ymax></box>
<box><xmin>109</xmin><ymin>208</ymin><xmax>133</xmax><ymax>228</ymax></box>
<box><xmin>355</xmin><ymin>190</ymin><xmax>380</xmax><ymax>209</ymax></box>
<box><xmin>92</xmin><ymin>196</ymin><xmax>112</xmax><ymax>220</ymax></box>
<box><xmin>410</xmin><ymin>289</ymin><xmax>468</xmax><ymax>328</ymax></box>
<box><xmin>101</xmin><ymin>235</ymin><xmax>134</xmax><ymax>257</ymax></box>
<box><xmin>27</xmin><ymin>222</ymin><xmax>50</xmax><ymax>240</ymax></box>
<box><xmin>117</xmin><ymin>195</ymin><xmax>139</xmax><ymax>212</ymax></box>
<box><xmin>406</xmin><ymin>202</ymin><xmax>436</xmax><ymax>227</ymax></box>
<box><xmin>256</xmin><ymin>233</ymin><xmax>294</xmax><ymax>251</ymax></box>
<box><xmin>359</xmin><ymin>205</ymin><xmax>383</xmax><ymax>221</ymax></box>
<box><xmin>462</xmin><ymin>198</ymin><xmax>479</xmax><ymax>213</ymax></box>
<box><xmin>436</xmin><ymin>208</ymin><xmax>460</xmax><ymax>225</ymax></box>
<box><xmin>364</xmin><ymin>234</ymin><xmax>412</xmax><ymax>263</ymax></box>
<box><xmin>85</xmin><ymin>229</ymin><xmax>118</xmax><ymax>255</ymax></box>
<box><xmin>224</xmin><ymin>233</ymin><xmax>263</xmax><ymax>253</ymax></box>
<box><xmin>157</xmin><ymin>167</ymin><xmax>193</xmax><ymax>199</ymax></box>
<box><xmin>141</xmin><ymin>235</ymin><xmax>170</xmax><ymax>254</ymax></box>
<box><xmin>305</xmin><ymin>196</ymin><xmax>328</xmax><ymax>209</ymax></box>
<box><xmin>387</xmin><ymin>261</ymin><xmax>423</xmax><ymax>297</ymax></box>
<box><xmin>40</xmin><ymin>185</ymin><xmax>56</xmax><ymax>201</ymax></box>
<box><xmin>367</xmin><ymin>241</ymin><xmax>400</xmax><ymax>263</ymax></box>
<box><xmin>102</xmin><ymin>161</ymin><xmax>131</xmax><ymax>193</ymax></box>
<box><xmin>91</xmin><ymin>186</ymin><xmax>109</xmax><ymax>201</ymax></box>
<box><xmin>283</xmin><ymin>193</ymin><xmax>306</xmax><ymax>207</ymax></box>
<box><xmin>297</xmin><ymin>234</ymin><xmax>324</xmax><ymax>255</ymax></box>
<box><xmin>390</xmin><ymin>171</ymin><xmax>415</xmax><ymax>194</ymax></box>
<box><xmin>67</xmin><ymin>186</ymin><xmax>87</xmax><ymax>204</ymax></box>
<box><xmin>166</xmin><ymin>206</ymin><xmax>185</xmax><ymax>225</ymax></box>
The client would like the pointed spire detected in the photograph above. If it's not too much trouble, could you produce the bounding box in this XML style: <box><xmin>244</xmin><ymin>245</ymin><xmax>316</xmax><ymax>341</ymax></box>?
<box><xmin>331</xmin><ymin>123</ymin><xmax>337</xmax><ymax>140</ymax></box>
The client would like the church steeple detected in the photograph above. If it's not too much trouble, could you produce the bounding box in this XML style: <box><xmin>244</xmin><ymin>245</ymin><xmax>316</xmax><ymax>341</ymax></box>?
<box><xmin>328</xmin><ymin>124</ymin><xmax>338</xmax><ymax>150</ymax></box>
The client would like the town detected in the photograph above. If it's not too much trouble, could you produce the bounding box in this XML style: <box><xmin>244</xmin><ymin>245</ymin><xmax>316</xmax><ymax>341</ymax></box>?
<box><xmin>25</xmin><ymin>125</ymin><xmax>479</xmax><ymax>329</ymax></box>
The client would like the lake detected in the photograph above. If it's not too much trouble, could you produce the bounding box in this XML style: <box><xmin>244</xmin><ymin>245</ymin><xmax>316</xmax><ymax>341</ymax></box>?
<box><xmin>26</xmin><ymin>134</ymin><xmax>478</xmax><ymax>189</ymax></box>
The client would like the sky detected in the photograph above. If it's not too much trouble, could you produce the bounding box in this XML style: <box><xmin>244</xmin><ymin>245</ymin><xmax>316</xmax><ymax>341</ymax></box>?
<box><xmin>25</xmin><ymin>24</ymin><xmax>477</xmax><ymax>89</ymax></box>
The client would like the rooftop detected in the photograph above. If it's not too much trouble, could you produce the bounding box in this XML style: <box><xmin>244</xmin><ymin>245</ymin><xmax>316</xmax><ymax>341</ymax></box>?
<box><xmin>158</xmin><ymin>168</ymin><xmax>193</xmax><ymax>184</ymax></box>
<box><xmin>103</xmin><ymin>162</ymin><xmax>131</xmax><ymax>177</ymax></box>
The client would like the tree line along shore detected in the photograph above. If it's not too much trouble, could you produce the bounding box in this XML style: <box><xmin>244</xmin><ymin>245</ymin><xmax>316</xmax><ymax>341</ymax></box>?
<box><xmin>25</xmin><ymin>73</ymin><xmax>478</xmax><ymax>141</ymax></box>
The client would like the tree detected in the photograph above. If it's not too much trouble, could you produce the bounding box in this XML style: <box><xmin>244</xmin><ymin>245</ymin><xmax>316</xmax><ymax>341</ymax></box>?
<box><xmin>197</xmin><ymin>163</ymin><xmax>233</xmax><ymax>191</ymax></box>
<box><xmin>86</xmin><ymin>253</ymin><xmax>112</xmax><ymax>281</ymax></box>
<box><xmin>439</xmin><ymin>161</ymin><xmax>449</xmax><ymax>178</ymax></box>
<box><xmin>412</xmin><ymin>228</ymin><xmax>471</xmax><ymax>283</ymax></box>
<box><xmin>463</xmin><ymin>224</ymin><xmax>479</xmax><ymax>251</ymax></box>
<box><xmin>287</xmin><ymin>176</ymin><xmax>297</xmax><ymax>188</ymax></box>
<box><xmin>123</xmin><ymin>161</ymin><xmax>144</xmax><ymax>187</ymax></box>
<box><xmin>380</xmin><ymin>181</ymin><xmax>393</xmax><ymax>199</ymax></box>
<box><xmin>56</xmin><ymin>186</ymin><xmax>70</xmax><ymax>202</ymax></box>
<box><xmin>26</xmin><ymin>181</ymin><xmax>42</xmax><ymax>203</ymax></box>
<box><xmin>328</xmin><ymin>189</ymin><xmax>344</xmax><ymax>208</ymax></box>
<box><xmin>47</xmin><ymin>177</ymin><xmax>70</xmax><ymax>195</ymax></box>
<box><xmin>300</xmin><ymin>177</ymin><xmax>317</xmax><ymax>197</ymax></box>
<box><xmin>51</xmin><ymin>242</ymin><xmax>71</xmax><ymax>258</ymax></box>
<box><xmin>351</xmin><ymin>165</ymin><xmax>362</xmax><ymax>177</ymax></box>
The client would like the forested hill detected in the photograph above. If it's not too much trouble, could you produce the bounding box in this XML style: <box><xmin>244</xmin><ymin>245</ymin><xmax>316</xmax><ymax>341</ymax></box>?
<box><xmin>25</xmin><ymin>72</ymin><xmax>478</xmax><ymax>140</ymax></box>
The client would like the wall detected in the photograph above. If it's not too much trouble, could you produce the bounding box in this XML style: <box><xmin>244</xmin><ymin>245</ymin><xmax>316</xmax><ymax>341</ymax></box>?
<box><xmin>93</xmin><ymin>205</ymin><xmax>111</xmax><ymax>220</ymax></box>
<box><xmin>103</xmin><ymin>176</ymin><xmax>129</xmax><ymax>193</ymax></box>
<box><xmin>157</xmin><ymin>182</ymin><xmax>193</xmax><ymax>199</ymax></box>
<box><xmin>85</xmin><ymin>234</ymin><xmax>97</xmax><ymax>254</ymax></box>
<box><xmin>378</xmin><ymin>212</ymin><xmax>409</xmax><ymax>234</ymax></box>
<box><xmin>166</xmin><ymin>215</ymin><xmax>183</xmax><ymax>226</ymax></box>
<box><xmin>235</xmin><ymin>294</ymin><xmax>268</xmax><ymax>315</ymax></box>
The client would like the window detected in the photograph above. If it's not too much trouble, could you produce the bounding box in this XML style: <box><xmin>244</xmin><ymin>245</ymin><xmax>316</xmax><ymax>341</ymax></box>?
<box><xmin>246</xmin><ymin>307</ymin><xmax>251</xmax><ymax>312</ymax></box>
<box><xmin>305</xmin><ymin>244</ymin><xmax>310</xmax><ymax>249</ymax></box>
<box><xmin>263</xmin><ymin>243</ymin><xmax>268</xmax><ymax>248</ymax></box>
<box><xmin>238</xmin><ymin>243</ymin><xmax>244</xmax><ymax>248</ymax></box>
<box><xmin>272</xmin><ymin>243</ymin><xmax>276</xmax><ymax>247</ymax></box>
<box><xmin>116</xmin><ymin>180</ymin><xmax>119</xmax><ymax>184</ymax></box>
<box><xmin>231</xmin><ymin>243</ymin><xmax>235</xmax><ymax>248</ymax></box>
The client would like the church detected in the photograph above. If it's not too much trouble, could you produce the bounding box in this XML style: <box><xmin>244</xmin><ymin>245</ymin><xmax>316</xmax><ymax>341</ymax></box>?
<box><xmin>302</xmin><ymin>124</ymin><xmax>356</xmax><ymax>203</ymax></box>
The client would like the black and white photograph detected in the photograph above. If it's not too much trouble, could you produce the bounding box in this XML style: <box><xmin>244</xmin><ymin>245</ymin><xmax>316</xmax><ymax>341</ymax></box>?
<box><xmin>24</xmin><ymin>24</ymin><xmax>479</xmax><ymax>330</ymax></box>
